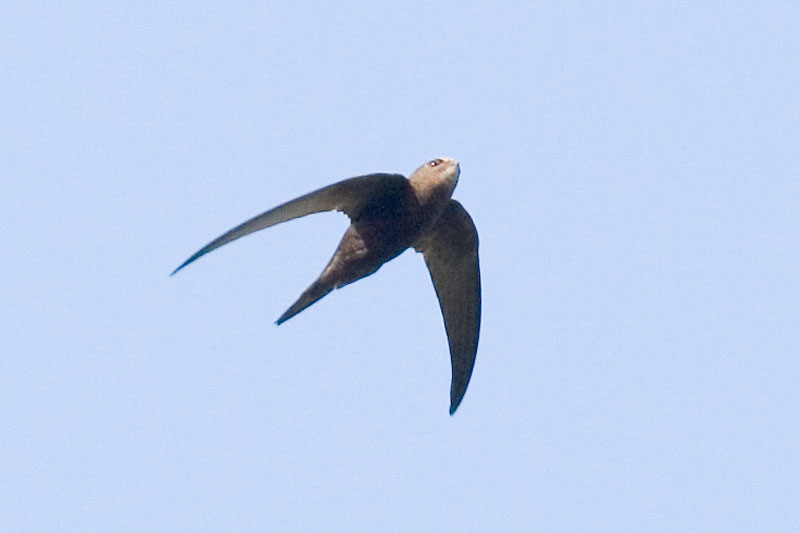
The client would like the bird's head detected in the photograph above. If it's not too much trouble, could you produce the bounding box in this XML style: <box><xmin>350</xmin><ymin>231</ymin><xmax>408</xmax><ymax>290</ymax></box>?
<box><xmin>409</xmin><ymin>157</ymin><xmax>460</xmax><ymax>200</ymax></box>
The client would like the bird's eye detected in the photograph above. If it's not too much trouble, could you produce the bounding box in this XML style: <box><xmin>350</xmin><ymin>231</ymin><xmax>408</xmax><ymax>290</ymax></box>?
<box><xmin>428</xmin><ymin>159</ymin><xmax>443</xmax><ymax>167</ymax></box>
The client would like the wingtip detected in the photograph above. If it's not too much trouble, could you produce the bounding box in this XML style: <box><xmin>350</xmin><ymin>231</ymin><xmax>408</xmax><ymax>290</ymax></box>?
<box><xmin>170</xmin><ymin>262</ymin><xmax>189</xmax><ymax>277</ymax></box>
<box><xmin>449</xmin><ymin>404</ymin><xmax>458</xmax><ymax>416</ymax></box>
<box><xmin>171</xmin><ymin>252</ymin><xmax>204</xmax><ymax>277</ymax></box>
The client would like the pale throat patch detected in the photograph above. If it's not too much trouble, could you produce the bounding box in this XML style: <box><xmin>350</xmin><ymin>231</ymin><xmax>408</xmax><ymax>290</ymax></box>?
<box><xmin>411</xmin><ymin>159</ymin><xmax>460</xmax><ymax>204</ymax></box>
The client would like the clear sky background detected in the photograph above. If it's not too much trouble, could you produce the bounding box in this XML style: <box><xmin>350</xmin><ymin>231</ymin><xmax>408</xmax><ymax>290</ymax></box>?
<box><xmin>3</xmin><ymin>2</ymin><xmax>799</xmax><ymax>531</ymax></box>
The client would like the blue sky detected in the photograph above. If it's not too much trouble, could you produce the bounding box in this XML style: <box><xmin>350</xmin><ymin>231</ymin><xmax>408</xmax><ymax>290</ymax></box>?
<box><xmin>3</xmin><ymin>2</ymin><xmax>799</xmax><ymax>531</ymax></box>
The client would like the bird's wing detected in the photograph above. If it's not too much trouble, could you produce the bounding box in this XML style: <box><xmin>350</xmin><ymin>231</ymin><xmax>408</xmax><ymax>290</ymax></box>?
<box><xmin>417</xmin><ymin>200</ymin><xmax>481</xmax><ymax>415</ymax></box>
<box><xmin>172</xmin><ymin>173</ymin><xmax>407</xmax><ymax>275</ymax></box>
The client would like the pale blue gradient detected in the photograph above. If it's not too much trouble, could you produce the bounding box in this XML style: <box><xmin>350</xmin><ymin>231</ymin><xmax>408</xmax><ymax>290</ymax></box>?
<box><xmin>3</xmin><ymin>2</ymin><xmax>799</xmax><ymax>531</ymax></box>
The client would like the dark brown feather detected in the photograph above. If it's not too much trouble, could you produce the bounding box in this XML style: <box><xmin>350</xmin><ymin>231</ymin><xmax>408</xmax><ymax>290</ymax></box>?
<box><xmin>416</xmin><ymin>200</ymin><xmax>481</xmax><ymax>414</ymax></box>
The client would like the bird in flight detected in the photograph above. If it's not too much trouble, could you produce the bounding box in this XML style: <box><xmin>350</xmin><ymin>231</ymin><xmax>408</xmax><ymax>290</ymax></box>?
<box><xmin>172</xmin><ymin>157</ymin><xmax>481</xmax><ymax>414</ymax></box>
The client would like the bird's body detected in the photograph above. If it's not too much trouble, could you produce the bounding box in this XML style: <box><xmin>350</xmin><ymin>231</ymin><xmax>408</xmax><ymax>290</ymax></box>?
<box><xmin>173</xmin><ymin>158</ymin><xmax>480</xmax><ymax>414</ymax></box>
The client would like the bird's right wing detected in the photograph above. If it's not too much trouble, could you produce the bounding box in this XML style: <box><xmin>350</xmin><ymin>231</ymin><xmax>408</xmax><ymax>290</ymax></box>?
<box><xmin>172</xmin><ymin>173</ymin><xmax>407</xmax><ymax>275</ymax></box>
<box><xmin>416</xmin><ymin>200</ymin><xmax>481</xmax><ymax>415</ymax></box>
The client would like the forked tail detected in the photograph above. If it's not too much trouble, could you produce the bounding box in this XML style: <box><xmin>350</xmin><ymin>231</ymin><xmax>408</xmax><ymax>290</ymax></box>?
<box><xmin>275</xmin><ymin>279</ymin><xmax>334</xmax><ymax>325</ymax></box>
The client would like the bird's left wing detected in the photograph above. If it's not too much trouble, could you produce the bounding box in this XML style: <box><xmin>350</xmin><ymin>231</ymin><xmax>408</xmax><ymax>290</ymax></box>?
<box><xmin>416</xmin><ymin>200</ymin><xmax>481</xmax><ymax>415</ymax></box>
<box><xmin>172</xmin><ymin>173</ymin><xmax>407</xmax><ymax>275</ymax></box>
